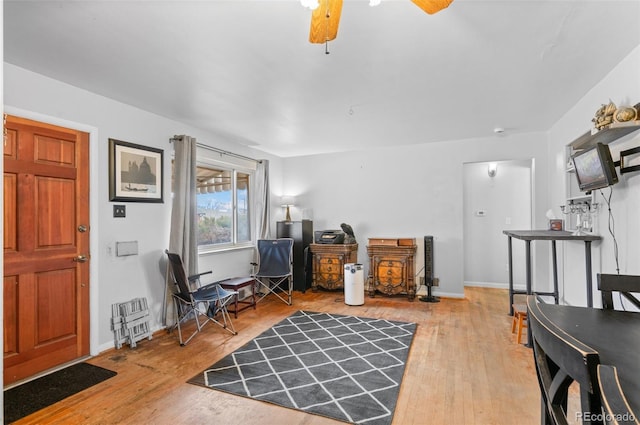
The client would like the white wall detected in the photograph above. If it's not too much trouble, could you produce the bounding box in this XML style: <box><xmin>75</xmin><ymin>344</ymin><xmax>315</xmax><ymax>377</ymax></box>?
<box><xmin>548</xmin><ymin>45</ymin><xmax>640</xmax><ymax>307</ymax></box>
<box><xmin>3</xmin><ymin>63</ymin><xmax>283</xmax><ymax>352</ymax></box>
<box><xmin>5</xmin><ymin>42</ymin><xmax>638</xmax><ymax>356</ymax></box>
<box><xmin>463</xmin><ymin>160</ymin><xmax>532</xmax><ymax>289</ymax></box>
<box><xmin>282</xmin><ymin>133</ymin><xmax>549</xmax><ymax>299</ymax></box>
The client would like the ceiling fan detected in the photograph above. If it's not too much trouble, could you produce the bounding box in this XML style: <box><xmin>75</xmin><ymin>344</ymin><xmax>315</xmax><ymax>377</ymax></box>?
<box><xmin>303</xmin><ymin>0</ymin><xmax>454</xmax><ymax>46</ymax></box>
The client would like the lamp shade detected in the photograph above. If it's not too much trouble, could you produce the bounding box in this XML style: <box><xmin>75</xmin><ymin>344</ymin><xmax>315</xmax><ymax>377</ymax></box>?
<box><xmin>309</xmin><ymin>0</ymin><xmax>343</xmax><ymax>44</ymax></box>
<box><xmin>411</xmin><ymin>0</ymin><xmax>453</xmax><ymax>14</ymax></box>
<box><xmin>280</xmin><ymin>196</ymin><xmax>296</xmax><ymax>207</ymax></box>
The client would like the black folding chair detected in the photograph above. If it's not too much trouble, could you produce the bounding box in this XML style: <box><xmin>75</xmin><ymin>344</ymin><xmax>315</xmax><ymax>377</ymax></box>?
<box><xmin>527</xmin><ymin>295</ymin><xmax>602</xmax><ymax>425</ymax></box>
<box><xmin>165</xmin><ymin>250</ymin><xmax>237</xmax><ymax>345</ymax></box>
<box><xmin>597</xmin><ymin>364</ymin><xmax>639</xmax><ymax>425</ymax></box>
<box><xmin>251</xmin><ymin>239</ymin><xmax>294</xmax><ymax>305</ymax></box>
<box><xmin>597</xmin><ymin>274</ymin><xmax>640</xmax><ymax>311</ymax></box>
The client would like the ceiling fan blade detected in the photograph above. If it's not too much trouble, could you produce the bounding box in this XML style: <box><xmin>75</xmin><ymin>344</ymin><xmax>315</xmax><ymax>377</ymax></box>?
<box><xmin>309</xmin><ymin>0</ymin><xmax>344</xmax><ymax>44</ymax></box>
<box><xmin>411</xmin><ymin>0</ymin><xmax>453</xmax><ymax>15</ymax></box>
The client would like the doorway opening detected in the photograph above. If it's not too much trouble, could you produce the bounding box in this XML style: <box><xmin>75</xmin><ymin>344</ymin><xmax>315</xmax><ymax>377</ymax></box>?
<box><xmin>462</xmin><ymin>159</ymin><xmax>533</xmax><ymax>290</ymax></box>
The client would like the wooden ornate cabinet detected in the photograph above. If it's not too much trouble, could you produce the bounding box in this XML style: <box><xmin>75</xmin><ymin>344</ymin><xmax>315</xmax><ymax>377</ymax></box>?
<box><xmin>367</xmin><ymin>239</ymin><xmax>417</xmax><ymax>301</ymax></box>
<box><xmin>310</xmin><ymin>243</ymin><xmax>358</xmax><ymax>291</ymax></box>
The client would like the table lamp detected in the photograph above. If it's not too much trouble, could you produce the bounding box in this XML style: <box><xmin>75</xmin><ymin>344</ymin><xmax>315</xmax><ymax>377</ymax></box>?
<box><xmin>281</xmin><ymin>196</ymin><xmax>295</xmax><ymax>222</ymax></box>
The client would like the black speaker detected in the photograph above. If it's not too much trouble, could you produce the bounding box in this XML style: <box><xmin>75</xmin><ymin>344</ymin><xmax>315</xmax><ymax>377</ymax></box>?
<box><xmin>420</xmin><ymin>235</ymin><xmax>439</xmax><ymax>303</ymax></box>
<box><xmin>277</xmin><ymin>220</ymin><xmax>313</xmax><ymax>292</ymax></box>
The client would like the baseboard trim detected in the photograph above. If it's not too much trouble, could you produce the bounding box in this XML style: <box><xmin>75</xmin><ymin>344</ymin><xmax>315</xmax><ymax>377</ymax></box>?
<box><xmin>416</xmin><ymin>287</ymin><xmax>464</xmax><ymax>299</ymax></box>
<box><xmin>464</xmin><ymin>281</ymin><xmax>526</xmax><ymax>291</ymax></box>
<box><xmin>432</xmin><ymin>291</ymin><xmax>465</xmax><ymax>299</ymax></box>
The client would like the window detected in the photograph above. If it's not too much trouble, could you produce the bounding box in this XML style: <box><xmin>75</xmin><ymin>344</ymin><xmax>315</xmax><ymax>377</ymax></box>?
<box><xmin>195</xmin><ymin>163</ymin><xmax>252</xmax><ymax>250</ymax></box>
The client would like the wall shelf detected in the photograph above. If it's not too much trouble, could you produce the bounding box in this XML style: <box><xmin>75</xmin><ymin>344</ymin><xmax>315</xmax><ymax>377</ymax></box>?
<box><xmin>569</xmin><ymin>120</ymin><xmax>640</xmax><ymax>151</ymax></box>
<box><xmin>564</xmin><ymin>117</ymin><xmax>640</xmax><ymax>232</ymax></box>
<box><xmin>567</xmin><ymin>194</ymin><xmax>593</xmax><ymax>204</ymax></box>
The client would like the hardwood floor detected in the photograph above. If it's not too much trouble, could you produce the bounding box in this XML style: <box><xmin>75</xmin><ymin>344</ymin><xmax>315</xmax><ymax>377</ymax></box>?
<box><xmin>11</xmin><ymin>287</ymin><xmax>541</xmax><ymax>425</ymax></box>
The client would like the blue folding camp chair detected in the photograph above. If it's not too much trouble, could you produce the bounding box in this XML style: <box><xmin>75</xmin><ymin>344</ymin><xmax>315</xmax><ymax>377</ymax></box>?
<box><xmin>251</xmin><ymin>239</ymin><xmax>294</xmax><ymax>305</ymax></box>
<box><xmin>165</xmin><ymin>250</ymin><xmax>237</xmax><ymax>345</ymax></box>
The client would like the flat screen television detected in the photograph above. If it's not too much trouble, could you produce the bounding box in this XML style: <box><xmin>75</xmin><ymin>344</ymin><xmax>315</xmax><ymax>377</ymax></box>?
<box><xmin>571</xmin><ymin>142</ymin><xmax>618</xmax><ymax>192</ymax></box>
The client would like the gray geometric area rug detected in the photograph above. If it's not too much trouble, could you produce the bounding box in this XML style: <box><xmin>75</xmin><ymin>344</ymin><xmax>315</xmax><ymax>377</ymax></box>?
<box><xmin>188</xmin><ymin>310</ymin><xmax>417</xmax><ymax>425</ymax></box>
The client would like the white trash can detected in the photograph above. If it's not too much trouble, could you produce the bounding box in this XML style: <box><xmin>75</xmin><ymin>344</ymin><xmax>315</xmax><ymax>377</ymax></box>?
<box><xmin>344</xmin><ymin>263</ymin><xmax>364</xmax><ymax>306</ymax></box>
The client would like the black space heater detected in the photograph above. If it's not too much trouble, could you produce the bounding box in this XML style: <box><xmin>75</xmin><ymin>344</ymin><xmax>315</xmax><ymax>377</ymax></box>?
<box><xmin>419</xmin><ymin>235</ymin><xmax>439</xmax><ymax>303</ymax></box>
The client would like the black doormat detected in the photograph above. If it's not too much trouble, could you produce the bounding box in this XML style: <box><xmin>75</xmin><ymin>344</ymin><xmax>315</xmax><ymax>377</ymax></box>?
<box><xmin>4</xmin><ymin>362</ymin><xmax>117</xmax><ymax>424</ymax></box>
<box><xmin>189</xmin><ymin>310</ymin><xmax>416</xmax><ymax>425</ymax></box>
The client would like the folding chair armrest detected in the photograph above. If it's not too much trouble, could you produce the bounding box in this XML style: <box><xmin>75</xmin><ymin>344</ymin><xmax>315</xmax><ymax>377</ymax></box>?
<box><xmin>188</xmin><ymin>270</ymin><xmax>213</xmax><ymax>282</ymax></box>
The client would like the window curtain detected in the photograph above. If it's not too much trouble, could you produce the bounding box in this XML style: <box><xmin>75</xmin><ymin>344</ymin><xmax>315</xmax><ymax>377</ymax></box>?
<box><xmin>254</xmin><ymin>159</ymin><xmax>271</xmax><ymax>240</ymax></box>
<box><xmin>163</xmin><ymin>134</ymin><xmax>198</xmax><ymax>326</ymax></box>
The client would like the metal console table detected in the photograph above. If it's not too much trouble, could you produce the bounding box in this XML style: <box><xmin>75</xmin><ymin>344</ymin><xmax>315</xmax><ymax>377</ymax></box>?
<box><xmin>503</xmin><ymin>230</ymin><xmax>601</xmax><ymax>315</ymax></box>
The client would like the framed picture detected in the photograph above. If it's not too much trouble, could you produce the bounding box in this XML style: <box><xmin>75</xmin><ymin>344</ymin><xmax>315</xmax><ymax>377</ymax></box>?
<box><xmin>109</xmin><ymin>138</ymin><xmax>164</xmax><ymax>203</ymax></box>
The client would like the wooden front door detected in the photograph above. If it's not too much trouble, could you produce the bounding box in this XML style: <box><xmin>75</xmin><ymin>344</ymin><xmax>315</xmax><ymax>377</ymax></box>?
<box><xmin>3</xmin><ymin>115</ymin><xmax>90</xmax><ymax>385</ymax></box>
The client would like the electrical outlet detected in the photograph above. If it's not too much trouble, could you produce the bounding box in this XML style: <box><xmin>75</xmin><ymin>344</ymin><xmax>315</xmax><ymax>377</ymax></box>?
<box><xmin>419</xmin><ymin>276</ymin><xmax>425</xmax><ymax>286</ymax></box>
<box><xmin>113</xmin><ymin>205</ymin><xmax>126</xmax><ymax>218</ymax></box>
<box><xmin>432</xmin><ymin>277</ymin><xmax>439</xmax><ymax>287</ymax></box>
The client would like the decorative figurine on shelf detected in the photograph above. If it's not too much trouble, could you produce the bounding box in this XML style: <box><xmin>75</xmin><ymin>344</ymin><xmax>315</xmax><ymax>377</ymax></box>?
<box><xmin>614</xmin><ymin>105</ymin><xmax>638</xmax><ymax>123</ymax></box>
<box><xmin>340</xmin><ymin>223</ymin><xmax>356</xmax><ymax>244</ymax></box>
<box><xmin>592</xmin><ymin>100</ymin><xmax>617</xmax><ymax>130</ymax></box>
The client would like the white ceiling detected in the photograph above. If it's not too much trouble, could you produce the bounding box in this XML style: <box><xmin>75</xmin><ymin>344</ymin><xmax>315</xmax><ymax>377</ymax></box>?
<box><xmin>4</xmin><ymin>1</ymin><xmax>640</xmax><ymax>157</ymax></box>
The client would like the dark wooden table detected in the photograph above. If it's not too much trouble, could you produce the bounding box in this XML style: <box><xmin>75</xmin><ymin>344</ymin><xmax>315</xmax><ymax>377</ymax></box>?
<box><xmin>534</xmin><ymin>301</ymin><xmax>640</xmax><ymax>416</ymax></box>
<box><xmin>503</xmin><ymin>230</ymin><xmax>601</xmax><ymax>314</ymax></box>
<box><xmin>218</xmin><ymin>277</ymin><xmax>256</xmax><ymax>318</ymax></box>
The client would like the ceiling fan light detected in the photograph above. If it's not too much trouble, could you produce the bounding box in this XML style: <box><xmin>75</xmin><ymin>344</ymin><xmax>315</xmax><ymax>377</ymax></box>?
<box><xmin>309</xmin><ymin>0</ymin><xmax>343</xmax><ymax>44</ymax></box>
<box><xmin>300</xmin><ymin>0</ymin><xmax>319</xmax><ymax>10</ymax></box>
<box><xmin>411</xmin><ymin>0</ymin><xmax>453</xmax><ymax>14</ymax></box>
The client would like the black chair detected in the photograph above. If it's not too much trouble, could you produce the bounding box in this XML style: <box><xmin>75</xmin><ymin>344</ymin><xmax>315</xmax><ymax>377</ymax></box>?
<box><xmin>165</xmin><ymin>250</ymin><xmax>237</xmax><ymax>345</ymax></box>
<box><xmin>251</xmin><ymin>238</ymin><xmax>294</xmax><ymax>305</ymax></box>
<box><xmin>597</xmin><ymin>364</ymin><xmax>639</xmax><ymax>425</ymax></box>
<box><xmin>597</xmin><ymin>274</ymin><xmax>640</xmax><ymax>311</ymax></box>
<box><xmin>527</xmin><ymin>296</ymin><xmax>602</xmax><ymax>425</ymax></box>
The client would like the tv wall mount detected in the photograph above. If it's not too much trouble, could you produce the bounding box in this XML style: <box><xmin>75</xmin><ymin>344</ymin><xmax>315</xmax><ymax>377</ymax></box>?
<box><xmin>614</xmin><ymin>145</ymin><xmax>640</xmax><ymax>175</ymax></box>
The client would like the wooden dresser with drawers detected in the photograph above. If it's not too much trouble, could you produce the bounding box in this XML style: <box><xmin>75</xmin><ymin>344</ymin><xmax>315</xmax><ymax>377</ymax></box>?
<box><xmin>309</xmin><ymin>243</ymin><xmax>358</xmax><ymax>291</ymax></box>
<box><xmin>366</xmin><ymin>238</ymin><xmax>417</xmax><ymax>301</ymax></box>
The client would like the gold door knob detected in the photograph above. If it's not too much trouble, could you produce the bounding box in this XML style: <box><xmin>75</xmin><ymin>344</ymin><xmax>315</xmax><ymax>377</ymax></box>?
<box><xmin>73</xmin><ymin>255</ymin><xmax>88</xmax><ymax>263</ymax></box>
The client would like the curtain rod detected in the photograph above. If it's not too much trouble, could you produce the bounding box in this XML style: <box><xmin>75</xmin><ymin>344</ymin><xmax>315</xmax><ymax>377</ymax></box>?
<box><xmin>197</xmin><ymin>143</ymin><xmax>261</xmax><ymax>164</ymax></box>
<box><xmin>170</xmin><ymin>136</ymin><xmax>260</xmax><ymax>164</ymax></box>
